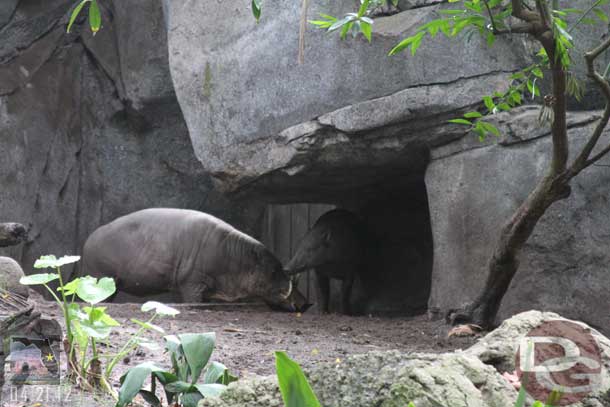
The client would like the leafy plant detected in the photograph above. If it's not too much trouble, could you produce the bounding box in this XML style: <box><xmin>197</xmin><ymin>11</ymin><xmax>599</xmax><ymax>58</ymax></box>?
<box><xmin>21</xmin><ymin>255</ymin><xmax>181</xmax><ymax>399</ymax></box>
<box><xmin>117</xmin><ymin>332</ymin><xmax>236</xmax><ymax>407</ymax></box>
<box><xmin>67</xmin><ymin>0</ymin><xmax>101</xmax><ymax>34</ymax></box>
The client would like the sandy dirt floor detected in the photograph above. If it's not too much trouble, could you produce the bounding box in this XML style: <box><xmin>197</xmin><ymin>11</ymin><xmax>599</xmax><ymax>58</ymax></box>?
<box><xmin>1</xmin><ymin>295</ymin><xmax>480</xmax><ymax>406</ymax></box>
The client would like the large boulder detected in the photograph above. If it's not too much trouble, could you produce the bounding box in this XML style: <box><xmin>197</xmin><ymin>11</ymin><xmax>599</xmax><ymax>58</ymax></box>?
<box><xmin>0</xmin><ymin>257</ymin><xmax>28</xmax><ymax>298</ymax></box>
<box><xmin>427</xmin><ymin>106</ymin><xmax>610</xmax><ymax>335</ymax></box>
<box><xmin>466</xmin><ymin>310</ymin><xmax>610</xmax><ymax>406</ymax></box>
<box><xmin>164</xmin><ymin>0</ymin><xmax>531</xmax><ymax>194</ymax></box>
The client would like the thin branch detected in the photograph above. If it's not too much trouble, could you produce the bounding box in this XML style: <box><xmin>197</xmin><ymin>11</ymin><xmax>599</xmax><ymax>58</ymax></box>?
<box><xmin>569</xmin><ymin>36</ymin><xmax>610</xmax><ymax>173</ymax></box>
<box><xmin>482</xmin><ymin>0</ymin><xmax>499</xmax><ymax>33</ymax></box>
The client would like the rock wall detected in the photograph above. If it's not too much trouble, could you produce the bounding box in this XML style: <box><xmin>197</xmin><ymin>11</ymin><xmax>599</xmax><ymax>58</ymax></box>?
<box><xmin>427</xmin><ymin>107</ymin><xmax>610</xmax><ymax>333</ymax></box>
<box><xmin>163</xmin><ymin>0</ymin><xmax>531</xmax><ymax>195</ymax></box>
<box><xmin>0</xmin><ymin>0</ymin><xmax>257</xmax><ymax>275</ymax></box>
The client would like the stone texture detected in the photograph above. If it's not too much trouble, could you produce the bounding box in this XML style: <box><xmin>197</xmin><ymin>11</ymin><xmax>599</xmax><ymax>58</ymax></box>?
<box><xmin>466</xmin><ymin>310</ymin><xmax>610</xmax><ymax>406</ymax></box>
<box><xmin>0</xmin><ymin>223</ymin><xmax>27</xmax><ymax>247</ymax></box>
<box><xmin>200</xmin><ymin>351</ymin><xmax>516</xmax><ymax>407</ymax></box>
<box><xmin>426</xmin><ymin>106</ymin><xmax>610</xmax><ymax>335</ymax></box>
<box><xmin>0</xmin><ymin>0</ymin><xmax>258</xmax><ymax>278</ymax></box>
<box><xmin>164</xmin><ymin>0</ymin><xmax>531</xmax><ymax>193</ymax></box>
<box><xmin>199</xmin><ymin>311</ymin><xmax>610</xmax><ymax>406</ymax></box>
<box><xmin>0</xmin><ymin>257</ymin><xmax>28</xmax><ymax>298</ymax></box>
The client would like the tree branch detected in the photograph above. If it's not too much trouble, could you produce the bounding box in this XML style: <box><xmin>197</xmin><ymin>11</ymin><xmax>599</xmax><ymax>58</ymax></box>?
<box><xmin>512</xmin><ymin>0</ymin><xmax>540</xmax><ymax>23</ymax></box>
<box><xmin>568</xmin><ymin>36</ymin><xmax>610</xmax><ymax>173</ymax></box>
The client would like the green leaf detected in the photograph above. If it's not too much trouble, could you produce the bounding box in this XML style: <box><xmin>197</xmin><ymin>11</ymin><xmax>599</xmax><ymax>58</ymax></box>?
<box><xmin>252</xmin><ymin>0</ymin><xmax>261</xmax><ymax>23</ymax></box>
<box><xmin>275</xmin><ymin>351</ymin><xmax>321</xmax><ymax>407</ymax></box>
<box><xmin>165</xmin><ymin>380</ymin><xmax>196</xmax><ymax>393</ymax></box>
<box><xmin>138</xmin><ymin>390</ymin><xmax>161</xmax><ymax>407</ymax></box>
<box><xmin>193</xmin><ymin>383</ymin><xmax>227</xmax><ymax>398</ymax></box>
<box><xmin>179</xmin><ymin>333</ymin><xmax>216</xmax><ymax>383</ymax></box>
<box><xmin>58</xmin><ymin>278</ymin><xmax>80</xmax><ymax>295</ymax></box>
<box><xmin>181</xmin><ymin>391</ymin><xmax>203</xmax><ymax>407</ymax></box>
<box><xmin>360</xmin><ymin>21</ymin><xmax>372</xmax><ymax>42</ymax></box>
<box><xmin>480</xmin><ymin>121</ymin><xmax>501</xmax><ymax>137</ymax></box>
<box><xmin>34</xmin><ymin>255</ymin><xmax>80</xmax><ymax>269</ymax></box>
<box><xmin>203</xmin><ymin>361</ymin><xmax>229</xmax><ymax>384</ymax></box>
<box><xmin>141</xmin><ymin>301</ymin><xmax>180</xmax><ymax>316</ymax></box>
<box><xmin>88</xmin><ymin>0</ymin><xmax>101</xmax><ymax>34</ymax></box>
<box><xmin>20</xmin><ymin>273</ymin><xmax>59</xmax><ymax>285</ymax></box>
<box><xmin>67</xmin><ymin>0</ymin><xmax>89</xmax><ymax>33</ymax></box>
<box><xmin>117</xmin><ymin>363</ymin><xmax>165</xmax><ymax>407</ymax></box>
<box><xmin>448</xmin><ymin>118</ymin><xmax>472</xmax><ymax>125</ymax></box>
<box><xmin>464</xmin><ymin>111</ymin><xmax>483</xmax><ymax>119</ymax></box>
<box><xmin>84</xmin><ymin>306</ymin><xmax>121</xmax><ymax>326</ymax></box>
<box><xmin>483</xmin><ymin>95</ymin><xmax>495</xmax><ymax>112</ymax></box>
<box><xmin>76</xmin><ymin>276</ymin><xmax>116</xmax><ymax>304</ymax></box>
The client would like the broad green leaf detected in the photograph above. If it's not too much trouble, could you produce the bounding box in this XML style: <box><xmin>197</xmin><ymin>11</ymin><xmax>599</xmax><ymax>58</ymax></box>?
<box><xmin>203</xmin><ymin>361</ymin><xmax>229</xmax><ymax>384</ymax></box>
<box><xmin>34</xmin><ymin>255</ymin><xmax>80</xmax><ymax>269</ymax></box>
<box><xmin>58</xmin><ymin>278</ymin><xmax>81</xmax><ymax>295</ymax></box>
<box><xmin>164</xmin><ymin>380</ymin><xmax>195</xmax><ymax>393</ymax></box>
<box><xmin>76</xmin><ymin>276</ymin><xmax>116</xmax><ymax>304</ymax></box>
<box><xmin>179</xmin><ymin>333</ymin><xmax>216</xmax><ymax>383</ymax></box>
<box><xmin>193</xmin><ymin>383</ymin><xmax>227</xmax><ymax>398</ymax></box>
<box><xmin>138</xmin><ymin>390</ymin><xmax>161</xmax><ymax>407</ymax></box>
<box><xmin>464</xmin><ymin>111</ymin><xmax>483</xmax><ymax>119</ymax></box>
<box><xmin>20</xmin><ymin>273</ymin><xmax>59</xmax><ymax>285</ymax></box>
<box><xmin>181</xmin><ymin>391</ymin><xmax>203</xmax><ymax>407</ymax></box>
<box><xmin>117</xmin><ymin>362</ymin><xmax>165</xmax><ymax>407</ymax></box>
<box><xmin>141</xmin><ymin>301</ymin><xmax>180</xmax><ymax>316</ymax></box>
<box><xmin>78</xmin><ymin>319</ymin><xmax>113</xmax><ymax>339</ymax></box>
<box><xmin>84</xmin><ymin>306</ymin><xmax>121</xmax><ymax>326</ymax></box>
<box><xmin>275</xmin><ymin>351</ymin><xmax>321</xmax><ymax>407</ymax></box>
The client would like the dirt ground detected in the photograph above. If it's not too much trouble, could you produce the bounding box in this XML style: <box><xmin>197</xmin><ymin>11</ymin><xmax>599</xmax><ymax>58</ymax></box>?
<box><xmin>1</xmin><ymin>295</ymin><xmax>480</xmax><ymax>406</ymax></box>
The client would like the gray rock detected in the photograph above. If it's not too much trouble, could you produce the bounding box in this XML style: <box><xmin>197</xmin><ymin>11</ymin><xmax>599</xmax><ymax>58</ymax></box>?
<box><xmin>164</xmin><ymin>0</ymin><xmax>530</xmax><ymax>192</ymax></box>
<box><xmin>0</xmin><ymin>223</ymin><xmax>27</xmax><ymax>247</ymax></box>
<box><xmin>466</xmin><ymin>310</ymin><xmax>610</xmax><ymax>406</ymax></box>
<box><xmin>0</xmin><ymin>257</ymin><xmax>28</xmax><ymax>298</ymax></box>
<box><xmin>426</xmin><ymin>106</ymin><xmax>610</xmax><ymax>335</ymax></box>
<box><xmin>0</xmin><ymin>0</ymin><xmax>257</xmax><ymax>279</ymax></box>
<box><xmin>200</xmin><ymin>351</ymin><xmax>516</xmax><ymax>407</ymax></box>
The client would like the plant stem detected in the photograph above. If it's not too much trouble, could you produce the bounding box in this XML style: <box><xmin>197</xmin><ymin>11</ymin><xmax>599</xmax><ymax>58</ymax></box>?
<box><xmin>55</xmin><ymin>266</ymin><xmax>73</xmax><ymax>343</ymax></box>
<box><xmin>104</xmin><ymin>313</ymin><xmax>158</xmax><ymax>377</ymax></box>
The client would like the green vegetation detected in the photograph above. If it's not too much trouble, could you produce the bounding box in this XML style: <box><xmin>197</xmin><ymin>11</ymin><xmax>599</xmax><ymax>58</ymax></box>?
<box><xmin>20</xmin><ymin>255</ymin><xmax>185</xmax><ymax>401</ymax></box>
<box><xmin>117</xmin><ymin>332</ymin><xmax>236</xmax><ymax>407</ymax></box>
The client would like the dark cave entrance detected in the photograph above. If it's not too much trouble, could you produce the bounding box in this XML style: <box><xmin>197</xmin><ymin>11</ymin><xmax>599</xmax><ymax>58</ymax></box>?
<box><xmin>261</xmin><ymin>173</ymin><xmax>434</xmax><ymax>316</ymax></box>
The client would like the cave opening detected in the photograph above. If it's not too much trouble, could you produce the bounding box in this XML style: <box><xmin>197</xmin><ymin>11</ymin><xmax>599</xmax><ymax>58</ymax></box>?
<box><xmin>262</xmin><ymin>172</ymin><xmax>434</xmax><ymax>316</ymax></box>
